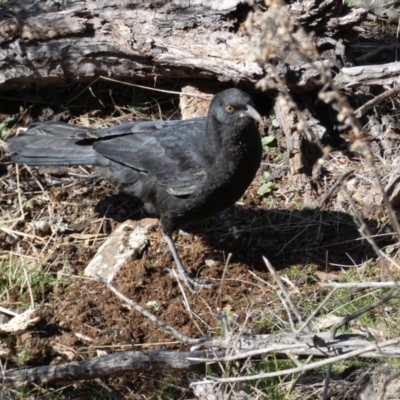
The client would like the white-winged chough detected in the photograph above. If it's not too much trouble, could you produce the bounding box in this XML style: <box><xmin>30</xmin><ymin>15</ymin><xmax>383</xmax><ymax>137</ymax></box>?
<box><xmin>8</xmin><ymin>88</ymin><xmax>263</xmax><ymax>291</ymax></box>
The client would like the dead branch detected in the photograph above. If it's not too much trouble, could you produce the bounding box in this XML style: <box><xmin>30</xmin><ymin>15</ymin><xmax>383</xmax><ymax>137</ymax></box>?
<box><xmin>354</xmin><ymin>84</ymin><xmax>400</xmax><ymax>118</ymax></box>
<box><xmin>330</xmin><ymin>289</ymin><xmax>400</xmax><ymax>339</ymax></box>
<box><xmin>321</xmin><ymin>281</ymin><xmax>400</xmax><ymax>289</ymax></box>
<box><xmin>1</xmin><ymin>349</ymin><xmax>212</xmax><ymax>386</ymax></box>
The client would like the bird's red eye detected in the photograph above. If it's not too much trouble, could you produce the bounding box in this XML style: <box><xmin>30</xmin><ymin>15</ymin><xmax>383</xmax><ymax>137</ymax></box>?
<box><xmin>225</xmin><ymin>105</ymin><xmax>235</xmax><ymax>113</ymax></box>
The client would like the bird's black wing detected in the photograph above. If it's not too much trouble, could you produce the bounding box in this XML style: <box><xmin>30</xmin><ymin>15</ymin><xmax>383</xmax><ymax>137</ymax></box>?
<box><xmin>7</xmin><ymin>123</ymin><xmax>109</xmax><ymax>166</ymax></box>
<box><xmin>92</xmin><ymin>118</ymin><xmax>213</xmax><ymax>196</ymax></box>
<box><xmin>8</xmin><ymin>119</ymin><xmax>214</xmax><ymax>196</ymax></box>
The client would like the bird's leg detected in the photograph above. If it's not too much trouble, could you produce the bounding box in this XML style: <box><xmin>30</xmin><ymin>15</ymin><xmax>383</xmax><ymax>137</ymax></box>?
<box><xmin>162</xmin><ymin>233</ymin><xmax>217</xmax><ymax>292</ymax></box>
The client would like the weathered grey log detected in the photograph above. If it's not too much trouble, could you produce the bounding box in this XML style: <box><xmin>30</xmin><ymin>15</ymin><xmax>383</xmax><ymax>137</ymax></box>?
<box><xmin>334</xmin><ymin>62</ymin><xmax>400</xmax><ymax>89</ymax></box>
<box><xmin>2</xmin><ymin>349</ymin><xmax>214</xmax><ymax>386</ymax></box>
<box><xmin>0</xmin><ymin>0</ymin><xmax>366</xmax><ymax>91</ymax></box>
<box><xmin>0</xmin><ymin>0</ymin><xmax>263</xmax><ymax>89</ymax></box>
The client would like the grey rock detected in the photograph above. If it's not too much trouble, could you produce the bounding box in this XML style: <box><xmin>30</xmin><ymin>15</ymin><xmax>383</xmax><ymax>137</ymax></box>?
<box><xmin>356</xmin><ymin>364</ymin><xmax>400</xmax><ymax>400</ymax></box>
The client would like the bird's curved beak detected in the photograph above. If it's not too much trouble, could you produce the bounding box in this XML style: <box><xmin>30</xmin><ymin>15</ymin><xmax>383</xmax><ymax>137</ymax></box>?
<box><xmin>241</xmin><ymin>105</ymin><xmax>262</xmax><ymax>125</ymax></box>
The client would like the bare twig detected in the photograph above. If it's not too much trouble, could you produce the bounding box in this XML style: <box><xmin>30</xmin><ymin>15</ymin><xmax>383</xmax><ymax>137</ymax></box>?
<box><xmin>100</xmin><ymin>77</ymin><xmax>213</xmax><ymax>99</ymax></box>
<box><xmin>216</xmin><ymin>252</ymin><xmax>232</xmax><ymax>312</ymax></box>
<box><xmin>354</xmin><ymin>84</ymin><xmax>400</xmax><ymax>118</ymax></box>
<box><xmin>0</xmin><ymin>306</ymin><xmax>18</xmax><ymax>317</ymax></box>
<box><xmin>321</xmin><ymin>282</ymin><xmax>400</xmax><ymax>289</ymax></box>
<box><xmin>356</xmin><ymin>44</ymin><xmax>395</xmax><ymax>63</ymax></box>
<box><xmin>263</xmin><ymin>256</ymin><xmax>309</xmax><ymax>331</ymax></box>
<box><xmin>316</xmin><ymin>170</ymin><xmax>354</xmax><ymax>210</ymax></box>
<box><xmin>14</xmin><ymin>165</ymin><xmax>25</xmax><ymax>221</ymax></box>
<box><xmin>330</xmin><ymin>289</ymin><xmax>400</xmax><ymax>339</ymax></box>
<box><xmin>297</xmin><ymin>288</ymin><xmax>339</xmax><ymax>335</ymax></box>
<box><xmin>278</xmin><ymin>291</ymin><xmax>296</xmax><ymax>331</ymax></box>
<box><xmin>323</xmin><ymin>364</ymin><xmax>332</xmax><ymax>400</ymax></box>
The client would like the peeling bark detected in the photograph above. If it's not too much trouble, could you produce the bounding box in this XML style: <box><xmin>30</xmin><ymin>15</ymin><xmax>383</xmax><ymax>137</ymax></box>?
<box><xmin>0</xmin><ymin>0</ymin><xmax>263</xmax><ymax>89</ymax></box>
<box><xmin>0</xmin><ymin>0</ymin><xmax>366</xmax><ymax>90</ymax></box>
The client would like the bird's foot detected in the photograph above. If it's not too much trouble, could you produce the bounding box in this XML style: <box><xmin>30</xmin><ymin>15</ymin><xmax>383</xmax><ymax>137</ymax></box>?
<box><xmin>162</xmin><ymin>233</ymin><xmax>217</xmax><ymax>293</ymax></box>
<box><xmin>164</xmin><ymin>268</ymin><xmax>218</xmax><ymax>293</ymax></box>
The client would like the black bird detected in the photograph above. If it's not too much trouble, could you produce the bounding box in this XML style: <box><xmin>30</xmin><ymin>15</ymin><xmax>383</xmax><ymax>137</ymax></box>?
<box><xmin>8</xmin><ymin>88</ymin><xmax>263</xmax><ymax>291</ymax></box>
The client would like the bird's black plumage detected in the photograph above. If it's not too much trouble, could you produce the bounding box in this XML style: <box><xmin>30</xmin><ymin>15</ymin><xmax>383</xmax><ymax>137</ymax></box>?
<box><xmin>8</xmin><ymin>88</ymin><xmax>263</xmax><ymax>291</ymax></box>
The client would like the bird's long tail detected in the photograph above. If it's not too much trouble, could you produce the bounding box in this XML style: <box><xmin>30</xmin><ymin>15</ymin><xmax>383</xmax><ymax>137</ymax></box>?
<box><xmin>8</xmin><ymin>122</ymin><xmax>108</xmax><ymax>167</ymax></box>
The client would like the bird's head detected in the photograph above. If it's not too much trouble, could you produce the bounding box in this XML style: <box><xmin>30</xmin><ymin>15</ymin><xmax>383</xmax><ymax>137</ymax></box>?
<box><xmin>207</xmin><ymin>88</ymin><xmax>262</xmax><ymax>129</ymax></box>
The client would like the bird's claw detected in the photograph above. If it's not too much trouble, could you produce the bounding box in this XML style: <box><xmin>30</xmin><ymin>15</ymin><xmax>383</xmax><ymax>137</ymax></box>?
<box><xmin>163</xmin><ymin>268</ymin><xmax>217</xmax><ymax>293</ymax></box>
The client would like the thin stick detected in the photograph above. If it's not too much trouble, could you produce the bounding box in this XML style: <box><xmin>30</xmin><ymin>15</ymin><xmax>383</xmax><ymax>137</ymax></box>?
<box><xmin>396</xmin><ymin>16</ymin><xmax>400</xmax><ymax>62</ymax></box>
<box><xmin>323</xmin><ymin>364</ymin><xmax>332</xmax><ymax>400</ymax></box>
<box><xmin>39</xmin><ymin>219</ymin><xmax>63</xmax><ymax>257</ymax></box>
<box><xmin>297</xmin><ymin>288</ymin><xmax>338</xmax><ymax>335</ymax></box>
<box><xmin>66</xmin><ymin>76</ymin><xmax>101</xmax><ymax>105</ymax></box>
<box><xmin>316</xmin><ymin>170</ymin><xmax>354</xmax><ymax>210</ymax></box>
<box><xmin>263</xmin><ymin>257</ymin><xmax>308</xmax><ymax>331</ymax></box>
<box><xmin>100</xmin><ymin>76</ymin><xmax>212</xmax><ymax>99</ymax></box>
<box><xmin>23</xmin><ymin>266</ymin><xmax>35</xmax><ymax>310</ymax></box>
<box><xmin>278</xmin><ymin>291</ymin><xmax>295</xmax><ymax>331</ymax></box>
<box><xmin>0</xmin><ymin>227</ymin><xmax>45</xmax><ymax>241</ymax></box>
<box><xmin>0</xmin><ymin>306</ymin><xmax>18</xmax><ymax>317</ymax></box>
<box><xmin>357</xmin><ymin>44</ymin><xmax>395</xmax><ymax>63</ymax></box>
<box><xmin>92</xmin><ymin>205</ymin><xmax>109</xmax><ymax>248</ymax></box>
<box><xmin>171</xmin><ymin>268</ymin><xmax>191</xmax><ymax>315</ymax></box>
<box><xmin>330</xmin><ymin>289</ymin><xmax>400</xmax><ymax>339</ymax></box>
<box><xmin>216</xmin><ymin>253</ymin><xmax>232</xmax><ymax>311</ymax></box>
<box><xmin>14</xmin><ymin>165</ymin><xmax>25</xmax><ymax>221</ymax></box>
<box><xmin>321</xmin><ymin>282</ymin><xmax>400</xmax><ymax>289</ymax></box>
<box><xmin>188</xmin><ymin>336</ymin><xmax>398</xmax><ymax>363</ymax></box>
<box><xmin>23</xmin><ymin>165</ymin><xmax>48</xmax><ymax>196</ymax></box>
<box><xmin>354</xmin><ymin>85</ymin><xmax>400</xmax><ymax>118</ymax></box>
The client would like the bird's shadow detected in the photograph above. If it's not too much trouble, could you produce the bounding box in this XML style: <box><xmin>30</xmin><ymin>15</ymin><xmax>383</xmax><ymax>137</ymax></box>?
<box><xmin>95</xmin><ymin>194</ymin><xmax>390</xmax><ymax>274</ymax></box>
<box><xmin>201</xmin><ymin>205</ymin><xmax>388</xmax><ymax>272</ymax></box>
